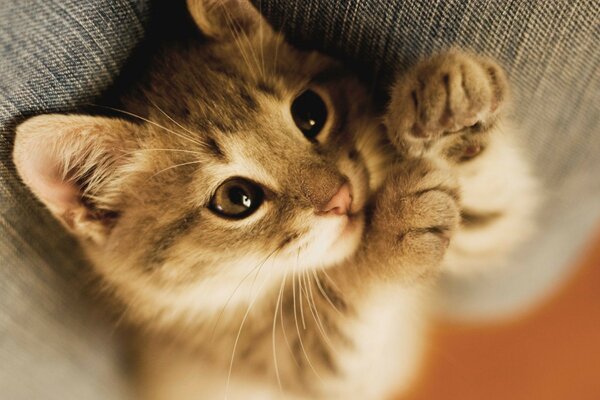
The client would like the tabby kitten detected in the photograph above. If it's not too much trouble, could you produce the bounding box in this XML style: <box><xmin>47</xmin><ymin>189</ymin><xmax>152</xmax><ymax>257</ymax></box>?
<box><xmin>12</xmin><ymin>0</ymin><xmax>538</xmax><ymax>399</ymax></box>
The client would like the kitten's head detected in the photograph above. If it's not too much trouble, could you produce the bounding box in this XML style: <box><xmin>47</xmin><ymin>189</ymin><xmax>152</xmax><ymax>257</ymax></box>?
<box><xmin>13</xmin><ymin>0</ymin><xmax>387</xmax><ymax>327</ymax></box>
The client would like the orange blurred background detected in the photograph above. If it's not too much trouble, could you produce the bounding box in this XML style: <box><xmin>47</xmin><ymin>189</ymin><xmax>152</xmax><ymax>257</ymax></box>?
<box><xmin>399</xmin><ymin>226</ymin><xmax>600</xmax><ymax>400</ymax></box>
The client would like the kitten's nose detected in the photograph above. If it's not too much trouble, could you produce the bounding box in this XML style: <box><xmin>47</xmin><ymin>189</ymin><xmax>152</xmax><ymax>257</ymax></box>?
<box><xmin>320</xmin><ymin>183</ymin><xmax>352</xmax><ymax>216</ymax></box>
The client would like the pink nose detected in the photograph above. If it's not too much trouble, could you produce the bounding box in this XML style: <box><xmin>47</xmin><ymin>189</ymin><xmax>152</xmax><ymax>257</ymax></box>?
<box><xmin>320</xmin><ymin>183</ymin><xmax>352</xmax><ymax>215</ymax></box>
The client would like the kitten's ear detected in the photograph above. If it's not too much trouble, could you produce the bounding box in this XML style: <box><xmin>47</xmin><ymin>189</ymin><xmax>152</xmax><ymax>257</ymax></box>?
<box><xmin>13</xmin><ymin>115</ymin><xmax>138</xmax><ymax>245</ymax></box>
<box><xmin>187</xmin><ymin>0</ymin><xmax>269</xmax><ymax>39</ymax></box>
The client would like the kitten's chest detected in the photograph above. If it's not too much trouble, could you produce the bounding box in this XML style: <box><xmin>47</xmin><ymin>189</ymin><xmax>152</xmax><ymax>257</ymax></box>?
<box><xmin>227</xmin><ymin>283</ymin><xmax>428</xmax><ymax>399</ymax></box>
<box><xmin>320</xmin><ymin>285</ymin><xmax>428</xmax><ymax>399</ymax></box>
<box><xmin>138</xmin><ymin>283</ymin><xmax>428</xmax><ymax>400</ymax></box>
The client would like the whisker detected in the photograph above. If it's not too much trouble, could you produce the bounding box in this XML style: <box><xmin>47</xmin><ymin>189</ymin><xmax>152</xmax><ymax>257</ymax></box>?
<box><xmin>110</xmin><ymin>148</ymin><xmax>203</xmax><ymax>166</ymax></box>
<box><xmin>292</xmin><ymin>250</ymin><xmax>300</xmax><ymax>342</ymax></box>
<box><xmin>271</xmin><ymin>33</ymin><xmax>281</xmax><ymax>74</ymax></box>
<box><xmin>149</xmin><ymin>100</ymin><xmax>205</xmax><ymax>144</ymax></box>
<box><xmin>291</xmin><ymin>246</ymin><xmax>316</xmax><ymax>317</ymax></box>
<box><xmin>272</xmin><ymin>266</ymin><xmax>289</xmax><ymax>395</ymax></box>
<box><xmin>219</xmin><ymin>4</ymin><xmax>261</xmax><ymax>80</ymax></box>
<box><xmin>304</xmin><ymin>269</ymin><xmax>336</xmax><ymax>351</ymax></box>
<box><xmin>299</xmin><ymin>269</ymin><xmax>313</xmax><ymax>332</ymax></box>
<box><xmin>232</xmin><ymin>11</ymin><xmax>264</xmax><ymax>79</ymax></box>
<box><xmin>211</xmin><ymin>248</ymin><xmax>279</xmax><ymax>342</ymax></box>
<box><xmin>225</xmin><ymin>249</ymin><xmax>279</xmax><ymax>399</ymax></box>
<box><xmin>228</xmin><ymin>4</ymin><xmax>263</xmax><ymax>79</ymax></box>
<box><xmin>150</xmin><ymin>160</ymin><xmax>202</xmax><ymax>178</ymax></box>
<box><xmin>89</xmin><ymin>104</ymin><xmax>206</xmax><ymax>148</ymax></box>
<box><xmin>128</xmin><ymin>148</ymin><xmax>204</xmax><ymax>155</ymax></box>
<box><xmin>270</xmin><ymin>2</ymin><xmax>291</xmax><ymax>73</ymax></box>
<box><xmin>240</xmin><ymin>34</ymin><xmax>264</xmax><ymax>79</ymax></box>
<box><xmin>320</xmin><ymin>267</ymin><xmax>343</xmax><ymax>295</ymax></box>
<box><xmin>311</xmin><ymin>269</ymin><xmax>343</xmax><ymax>316</ymax></box>
<box><xmin>279</xmin><ymin>274</ymin><xmax>299</xmax><ymax>368</ymax></box>
<box><xmin>257</xmin><ymin>0</ymin><xmax>266</xmax><ymax>78</ymax></box>
<box><xmin>292</xmin><ymin>250</ymin><xmax>323</xmax><ymax>382</ymax></box>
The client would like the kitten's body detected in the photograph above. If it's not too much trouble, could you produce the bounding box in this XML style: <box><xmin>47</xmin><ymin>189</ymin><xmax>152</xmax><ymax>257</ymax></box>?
<box><xmin>12</xmin><ymin>1</ymin><xmax>537</xmax><ymax>399</ymax></box>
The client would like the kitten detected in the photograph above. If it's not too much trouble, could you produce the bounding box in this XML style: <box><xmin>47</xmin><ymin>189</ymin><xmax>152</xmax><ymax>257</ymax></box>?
<box><xmin>12</xmin><ymin>0</ymin><xmax>538</xmax><ymax>399</ymax></box>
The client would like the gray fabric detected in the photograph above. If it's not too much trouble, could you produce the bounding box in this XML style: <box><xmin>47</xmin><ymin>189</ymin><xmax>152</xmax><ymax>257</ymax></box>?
<box><xmin>0</xmin><ymin>1</ymin><xmax>149</xmax><ymax>399</ymax></box>
<box><xmin>254</xmin><ymin>0</ymin><xmax>600</xmax><ymax>319</ymax></box>
<box><xmin>1</xmin><ymin>0</ymin><xmax>599</xmax><ymax>398</ymax></box>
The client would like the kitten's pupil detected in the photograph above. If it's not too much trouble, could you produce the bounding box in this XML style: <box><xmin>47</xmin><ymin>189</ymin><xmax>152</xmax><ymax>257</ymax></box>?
<box><xmin>291</xmin><ymin>90</ymin><xmax>327</xmax><ymax>139</ymax></box>
<box><xmin>228</xmin><ymin>187</ymin><xmax>251</xmax><ymax>208</ymax></box>
<box><xmin>210</xmin><ymin>178</ymin><xmax>264</xmax><ymax>219</ymax></box>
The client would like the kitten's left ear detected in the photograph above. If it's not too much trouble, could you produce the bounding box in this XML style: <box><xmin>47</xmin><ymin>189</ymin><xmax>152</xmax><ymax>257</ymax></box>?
<box><xmin>187</xmin><ymin>0</ymin><xmax>269</xmax><ymax>39</ymax></box>
<box><xmin>13</xmin><ymin>115</ymin><xmax>139</xmax><ymax>245</ymax></box>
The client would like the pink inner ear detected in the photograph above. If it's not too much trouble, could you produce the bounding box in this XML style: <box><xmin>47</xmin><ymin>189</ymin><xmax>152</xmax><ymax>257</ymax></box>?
<box><xmin>19</xmin><ymin>148</ymin><xmax>81</xmax><ymax>216</ymax></box>
<box><xmin>14</xmin><ymin>114</ymin><xmax>133</xmax><ymax>242</ymax></box>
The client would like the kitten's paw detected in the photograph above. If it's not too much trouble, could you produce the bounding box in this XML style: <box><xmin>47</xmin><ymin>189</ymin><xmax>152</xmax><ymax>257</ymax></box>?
<box><xmin>369</xmin><ymin>160</ymin><xmax>460</xmax><ymax>279</ymax></box>
<box><xmin>386</xmin><ymin>50</ymin><xmax>508</xmax><ymax>156</ymax></box>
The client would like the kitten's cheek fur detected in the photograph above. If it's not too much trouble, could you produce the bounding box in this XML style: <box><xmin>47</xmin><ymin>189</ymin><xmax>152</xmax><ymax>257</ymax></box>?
<box><xmin>336</xmin><ymin>153</ymin><xmax>370</xmax><ymax>215</ymax></box>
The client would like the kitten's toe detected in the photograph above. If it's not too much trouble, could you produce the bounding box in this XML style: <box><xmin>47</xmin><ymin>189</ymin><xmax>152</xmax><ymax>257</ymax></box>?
<box><xmin>386</xmin><ymin>50</ymin><xmax>508</xmax><ymax>155</ymax></box>
<box><xmin>442</xmin><ymin>53</ymin><xmax>508</xmax><ymax>131</ymax></box>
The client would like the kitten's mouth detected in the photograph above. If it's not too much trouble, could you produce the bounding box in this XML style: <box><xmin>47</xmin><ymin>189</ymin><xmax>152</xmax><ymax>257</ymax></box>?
<box><xmin>340</xmin><ymin>214</ymin><xmax>361</xmax><ymax>236</ymax></box>
<box><xmin>326</xmin><ymin>211</ymin><xmax>365</xmax><ymax>256</ymax></box>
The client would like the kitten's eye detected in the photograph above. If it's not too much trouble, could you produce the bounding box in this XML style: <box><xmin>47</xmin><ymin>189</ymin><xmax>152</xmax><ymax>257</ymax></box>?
<box><xmin>210</xmin><ymin>178</ymin><xmax>264</xmax><ymax>219</ymax></box>
<box><xmin>291</xmin><ymin>89</ymin><xmax>328</xmax><ymax>140</ymax></box>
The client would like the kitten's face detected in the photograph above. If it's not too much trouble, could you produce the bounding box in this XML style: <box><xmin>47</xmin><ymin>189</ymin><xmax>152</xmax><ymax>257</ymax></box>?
<box><xmin>13</xmin><ymin>0</ymin><xmax>388</xmax><ymax>326</ymax></box>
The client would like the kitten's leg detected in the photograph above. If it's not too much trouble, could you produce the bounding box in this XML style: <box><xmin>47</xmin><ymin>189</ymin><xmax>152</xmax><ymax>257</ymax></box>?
<box><xmin>385</xmin><ymin>50</ymin><xmax>538</xmax><ymax>275</ymax></box>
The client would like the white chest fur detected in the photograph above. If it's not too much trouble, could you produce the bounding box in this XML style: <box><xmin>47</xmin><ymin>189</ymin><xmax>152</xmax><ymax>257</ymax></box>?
<box><xmin>318</xmin><ymin>284</ymin><xmax>428</xmax><ymax>400</ymax></box>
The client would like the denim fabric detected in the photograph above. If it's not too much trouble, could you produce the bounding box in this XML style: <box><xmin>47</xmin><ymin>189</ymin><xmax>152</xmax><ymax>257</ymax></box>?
<box><xmin>0</xmin><ymin>1</ymin><xmax>149</xmax><ymax>399</ymax></box>
<box><xmin>1</xmin><ymin>0</ymin><xmax>599</xmax><ymax>398</ymax></box>
<box><xmin>253</xmin><ymin>0</ymin><xmax>600</xmax><ymax>319</ymax></box>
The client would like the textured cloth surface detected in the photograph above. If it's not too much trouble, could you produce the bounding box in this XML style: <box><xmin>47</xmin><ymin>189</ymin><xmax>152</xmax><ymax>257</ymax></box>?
<box><xmin>253</xmin><ymin>0</ymin><xmax>600</xmax><ymax>318</ymax></box>
<box><xmin>0</xmin><ymin>1</ymin><xmax>149</xmax><ymax>399</ymax></box>
<box><xmin>1</xmin><ymin>0</ymin><xmax>599</xmax><ymax>398</ymax></box>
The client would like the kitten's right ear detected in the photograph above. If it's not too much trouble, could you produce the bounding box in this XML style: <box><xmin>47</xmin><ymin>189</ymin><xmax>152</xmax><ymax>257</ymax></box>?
<box><xmin>187</xmin><ymin>0</ymin><xmax>268</xmax><ymax>39</ymax></box>
<box><xmin>13</xmin><ymin>114</ymin><xmax>138</xmax><ymax>245</ymax></box>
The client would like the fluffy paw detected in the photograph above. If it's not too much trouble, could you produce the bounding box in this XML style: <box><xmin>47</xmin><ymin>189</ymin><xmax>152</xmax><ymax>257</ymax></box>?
<box><xmin>386</xmin><ymin>50</ymin><xmax>508</xmax><ymax>156</ymax></box>
<box><xmin>368</xmin><ymin>159</ymin><xmax>460</xmax><ymax>279</ymax></box>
